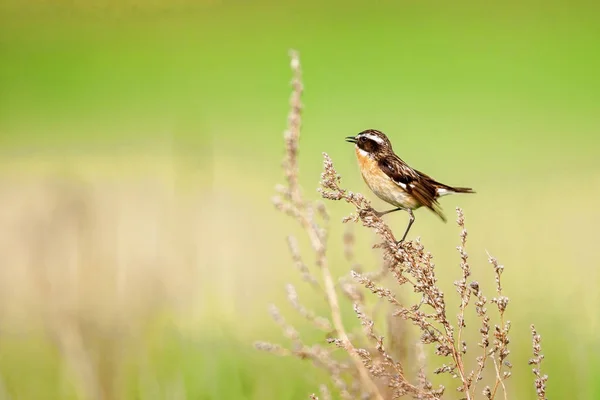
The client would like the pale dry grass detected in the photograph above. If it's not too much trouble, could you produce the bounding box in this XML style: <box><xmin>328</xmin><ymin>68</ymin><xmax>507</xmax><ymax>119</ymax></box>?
<box><xmin>0</xmin><ymin>166</ymin><xmax>207</xmax><ymax>399</ymax></box>
<box><xmin>257</xmin><ymin>50</ymin><xmax>549</xmax><ymax>400</ymax></box>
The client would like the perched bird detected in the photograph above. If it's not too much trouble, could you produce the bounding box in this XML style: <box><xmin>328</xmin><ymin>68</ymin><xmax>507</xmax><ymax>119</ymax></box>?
<box><xmin>346</xmin><ymin>129</ymin><xmax>474</xmax><ymax>242</ymax></box>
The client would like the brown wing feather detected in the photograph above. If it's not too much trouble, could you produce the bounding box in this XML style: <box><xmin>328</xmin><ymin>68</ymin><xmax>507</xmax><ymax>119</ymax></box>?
<box><xmin>378</xmin><ymin>155</ymin><xmax>447</xmax><ymax>222</ymax></box>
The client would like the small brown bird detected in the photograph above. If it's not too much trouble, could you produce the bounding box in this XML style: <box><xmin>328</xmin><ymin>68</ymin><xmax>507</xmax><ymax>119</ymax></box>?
<box><xmin>346</xmin><ymin>129</ymin><xmax>474</xmax><ymax>242</ymax></box>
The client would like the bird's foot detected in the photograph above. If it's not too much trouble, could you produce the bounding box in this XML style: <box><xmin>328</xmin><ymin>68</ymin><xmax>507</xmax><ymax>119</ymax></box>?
<box><xmin>395</xmin><ymin>239</ymin><xmax>411</xmax><ymax>248</ymax></box>
<box><xmin>396</xmin><ymin>237</ymin><xmax>415</xmax><ymax>248</ymax></box>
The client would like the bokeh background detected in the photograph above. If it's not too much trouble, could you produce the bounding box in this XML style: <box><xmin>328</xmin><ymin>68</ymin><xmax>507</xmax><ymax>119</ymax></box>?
<box><xmin>0</xmin><ymin>0</ymin><xmax>599</xmax><ymax>399</ymax></box>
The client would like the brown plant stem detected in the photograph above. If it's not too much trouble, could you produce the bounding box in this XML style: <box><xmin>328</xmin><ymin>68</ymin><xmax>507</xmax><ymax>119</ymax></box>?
<box><xmin>279</xmin><ymin>49</ymin><xmax>384</xmax><ymax>400</ymax></box>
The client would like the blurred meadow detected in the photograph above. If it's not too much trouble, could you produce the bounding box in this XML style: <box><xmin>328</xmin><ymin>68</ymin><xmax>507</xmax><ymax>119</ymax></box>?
<box><xmin>0</xmin><ymin>0</ymin><xmax>599</xmax><ymax>398</ymax></box>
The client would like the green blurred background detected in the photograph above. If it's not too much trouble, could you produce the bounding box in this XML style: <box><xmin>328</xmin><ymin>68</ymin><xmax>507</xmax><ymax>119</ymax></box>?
<box><xmin>0</xmin><ymin>0</ymin><xmax>599</xmax><ymax>399</ymax></box>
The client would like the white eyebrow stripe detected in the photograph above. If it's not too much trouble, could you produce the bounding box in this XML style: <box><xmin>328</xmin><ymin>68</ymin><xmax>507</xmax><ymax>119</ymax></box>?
<box><xmin>359</xmin><ymin>133</ymin><xmax>385</xmax><ymax>144</ymax></box>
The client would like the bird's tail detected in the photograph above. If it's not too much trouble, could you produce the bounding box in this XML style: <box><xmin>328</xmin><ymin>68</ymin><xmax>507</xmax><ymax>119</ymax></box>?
<box><xmin>429</xmin><ymin>184</ymin><xmax>475</xmax><ymax>223</ymax></box>
<box><xmin>436</xmin><ymin>183</ymin><xmax>475</xmax><ymax>196</ymax></box>
<box><xmin>449</xmin><ymin>186</ymin><xmax>475</xmax><ymax>194</ymax></box>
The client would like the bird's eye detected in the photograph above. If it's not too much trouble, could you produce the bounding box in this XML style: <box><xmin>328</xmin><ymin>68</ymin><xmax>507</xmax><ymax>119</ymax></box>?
<box><xmin>358</xmin><ymin>136</ymin><xmax>365</xmax><ymax>142</ymax></box>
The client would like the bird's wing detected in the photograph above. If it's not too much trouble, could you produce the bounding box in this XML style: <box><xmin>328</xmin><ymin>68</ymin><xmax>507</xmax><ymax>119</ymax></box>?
<box><xmin>378</xmin><ymin>155</ymin><xmax>447</xmax><ymax>222</ymax></box>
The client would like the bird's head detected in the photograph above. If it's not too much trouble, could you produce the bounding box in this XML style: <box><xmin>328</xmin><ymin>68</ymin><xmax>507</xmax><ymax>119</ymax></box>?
<box><xmin>345</xmin><ymin>129</ymin><xmax>392</xmax><ymax>157</ymax></box>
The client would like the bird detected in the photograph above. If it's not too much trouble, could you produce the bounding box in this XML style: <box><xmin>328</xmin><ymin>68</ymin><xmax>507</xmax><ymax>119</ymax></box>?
<box><xmin>345</xmin><ymin>129</ymin><xmax>474</xmax><ymax>243</ymax></box>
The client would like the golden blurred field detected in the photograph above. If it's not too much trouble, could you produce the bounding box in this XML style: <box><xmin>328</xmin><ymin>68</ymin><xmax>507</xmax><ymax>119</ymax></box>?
<box><xmin>0</xmin><ymin>1</ymin><xmax>599</xmax><ymax>399</ymax></box>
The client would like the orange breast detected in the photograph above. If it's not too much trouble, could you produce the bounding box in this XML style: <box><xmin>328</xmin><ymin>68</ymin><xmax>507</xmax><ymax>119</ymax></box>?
<box><xmin>355</xmin><ymin>147</ymin><xmax>380</xmax><ymax>179</ymax></box>
<box><xmin>354</xmin><ymin>147</ymin><xmax>419</xmax><ymax>209</ymax></box>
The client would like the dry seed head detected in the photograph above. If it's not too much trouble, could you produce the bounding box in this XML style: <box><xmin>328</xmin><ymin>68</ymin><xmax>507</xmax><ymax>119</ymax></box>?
<box><xmin>529</xmin><ymin>324</ymin><xmax>548</xmax><ymax>400</ymax></box>
<box><xmin>483</xmin><ymin>386</ymin><xmax>492</xmax><ymax>398</ymax></box>
<box><xmin>254</xmin><ymin>341</ymin><xmax>291</xmax><ymax>356</ymax></box>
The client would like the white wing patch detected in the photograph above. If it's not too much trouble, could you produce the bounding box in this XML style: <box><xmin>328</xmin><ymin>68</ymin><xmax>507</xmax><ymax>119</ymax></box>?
<box><xmin>436</xmin><ymin>187</ymin><xmax>452</xmax><ymax>197</ymax></box>
<box><xmin>391</xmin><ymin>178</ymin><xmax>415</xmax><ymax>192</ymax></box>
<box><xmin>396</xmin><ymin>181</ymin><xmax>407</xmax><ymax>190</ymax></box>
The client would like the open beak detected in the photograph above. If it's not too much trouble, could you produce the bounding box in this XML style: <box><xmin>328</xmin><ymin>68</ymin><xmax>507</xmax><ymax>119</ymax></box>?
<box><xmin>345</xmin><ymin>136</ymin><xmax>357</xmax><ymax>143</ymax></box>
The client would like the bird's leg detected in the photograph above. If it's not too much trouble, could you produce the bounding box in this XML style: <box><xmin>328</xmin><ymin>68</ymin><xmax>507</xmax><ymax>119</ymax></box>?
<box><xmin>398</xmin><ymin>209</ymin><xmax>415</xmax><ymax>243</ymax></box>
<box><xmin>373</xmin><ymin>207</ymin><xmax>402</xmax><ymax>218</ymax></box>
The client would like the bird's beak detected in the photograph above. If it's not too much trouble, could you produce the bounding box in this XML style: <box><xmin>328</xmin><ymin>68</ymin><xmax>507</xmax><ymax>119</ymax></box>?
<box><xmin>345</xmin><ymin>136</ymin><xmax>357</xmax><ymax>144</ymax></box>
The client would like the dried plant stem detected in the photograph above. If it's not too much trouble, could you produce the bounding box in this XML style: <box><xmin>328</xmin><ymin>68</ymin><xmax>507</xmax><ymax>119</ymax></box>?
<box><xmin>440</xmin><ymin>325</ymin><xmax>470</xmax><ymax>399</ymax></box>
<box><xmin>491</xmin><ymin>353</ymin><xmax>508</xmax><ymax>400</ymax></box>
<box><xmin>454</xmin><ymin>209</ymin><xmax>472</xmax><ymax>398</ymax></box>
<box><xmin>454</xmin><ymin>352</ymin><xmax>470</xmax><ymax>399</ymax></box>
<box><xmin>469</xmin><ymin>289</ymin><xmax>490</xmax><ymax>398</ymax></box>
<box><xmin>529</xmin><ymin>324</ymin><xmax>548</xmax><ymax>400</ymax></box>
<box><xmin>276</xmin><ymin>50</ymin><xmax>384</xmax><ymax>400</ymax></box>
<box><xmin>301</xmin><ymin>213</ymin><xmax>384</xmax><ymax>400</ymax></box>
<box><xmin>488</xmin><ymin>252</ymin><xmax>510</xmax><ymax>400</ymax></box>
<box><xmin>490</xmin><ymin>333</ymin><xmax>508</xmax><ymax>400</ymax></box>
